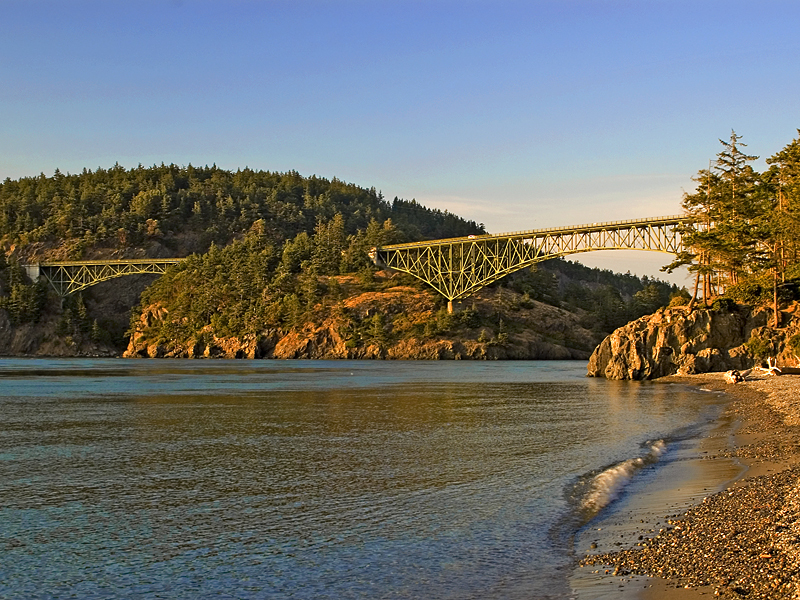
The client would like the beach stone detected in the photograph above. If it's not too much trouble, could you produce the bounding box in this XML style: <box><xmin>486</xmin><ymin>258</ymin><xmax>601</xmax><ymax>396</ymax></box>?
<box><xmin>582</xmin><ymin>373</ymin><xmax>800</xmax><ymax>598</ymax></box>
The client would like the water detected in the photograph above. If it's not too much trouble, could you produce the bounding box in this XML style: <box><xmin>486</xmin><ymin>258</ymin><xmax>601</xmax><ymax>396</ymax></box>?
<box><xmin>0</xmin><ymin>359</ymin><xmax>735</xmax><ymax>599</ymax></box>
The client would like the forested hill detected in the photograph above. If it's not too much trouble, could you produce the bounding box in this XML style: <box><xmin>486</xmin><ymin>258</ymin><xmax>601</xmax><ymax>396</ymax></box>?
<box><xmin>0</xmin><ymin>164</ymin><xmax>485</xmax><ymax>261</ymax></box>
<box><xmin>0</xmin><ymin>164</ymin><xmax>681</xmax><ymax>358</ymax></box>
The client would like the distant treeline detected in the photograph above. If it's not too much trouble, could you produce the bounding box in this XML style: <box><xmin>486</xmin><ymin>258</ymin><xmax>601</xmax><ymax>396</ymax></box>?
<box><xmin>500</xmin><ymin>257</ymin><xmax>683</xmax><ymax>334</ymax></box>
<box><xmin>0</xmin><ymin>164</ymin><xmax>484</xmax><ymax>257</ymax></box>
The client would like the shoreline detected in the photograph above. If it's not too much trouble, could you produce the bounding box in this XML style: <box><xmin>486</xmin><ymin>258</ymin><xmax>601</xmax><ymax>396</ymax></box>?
<box><xmin>577</xmin><ymin>372</ymin><xmax>800</xmax><ymax>599</ymax></box>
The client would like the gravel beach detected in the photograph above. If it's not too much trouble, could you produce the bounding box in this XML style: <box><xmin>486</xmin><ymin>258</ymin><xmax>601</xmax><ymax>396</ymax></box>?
<box><xmin>581</xmin><ymin>372</ymin><xmax>800</xmax><ymax>599</ymax></box>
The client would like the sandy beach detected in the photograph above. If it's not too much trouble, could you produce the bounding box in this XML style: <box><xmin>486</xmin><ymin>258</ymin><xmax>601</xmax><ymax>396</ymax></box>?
<box><xmin>579</xmin><ymin>372</ymin><xmax>800</xmax><ymax>599</ymax></box>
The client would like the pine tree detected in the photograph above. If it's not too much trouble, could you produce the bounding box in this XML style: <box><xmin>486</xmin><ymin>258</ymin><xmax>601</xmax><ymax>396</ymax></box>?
<box><xmin>666</xmin><ymin>132</ymin><xmax>764</xmax><ymax>306</ymax></box>
<box><xmin>762</xmin><ymin>131</ymin><xmax>800</xmax><ymax>324</ymax></box>
<box><xmin>712</xmin><ymin>130</ymin><xmax>761</xmax><ymax>286</ymax></box>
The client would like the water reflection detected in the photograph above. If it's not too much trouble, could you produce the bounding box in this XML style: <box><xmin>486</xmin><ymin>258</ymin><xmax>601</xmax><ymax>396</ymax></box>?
<box><xmin>0</xmin><ymin>360</ymin><xmax>727</xmax><ymax>599</ymax></box>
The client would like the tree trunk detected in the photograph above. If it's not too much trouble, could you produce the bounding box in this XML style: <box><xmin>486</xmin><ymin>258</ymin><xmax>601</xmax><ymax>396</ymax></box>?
<box><xmin>688</xmin><ymin>270</ymin><xmax>700</xmax><ymax>313</ymax></box>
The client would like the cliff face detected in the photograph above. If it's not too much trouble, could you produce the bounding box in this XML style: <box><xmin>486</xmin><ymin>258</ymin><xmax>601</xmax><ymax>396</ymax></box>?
<box><xmin>0</xmin><ymin>308</ymin><xmax>118</xmax><ymax>357</ymax></box>
<box><xmin>124</xmin><ymin>285</ymin><xmax>601</xmax><ymax>360</ymax></box>
<box><xmin>587</xmin><ymin>303</ymin><xmax>800</xmax><ymax>380</ymax></box>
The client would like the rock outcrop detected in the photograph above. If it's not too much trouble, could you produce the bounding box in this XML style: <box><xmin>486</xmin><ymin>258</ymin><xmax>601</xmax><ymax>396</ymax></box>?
<box><xmin>588</xmin><ymin>302</ymin><xmax>800</xmax><ymax>380</ymax></box>
<box><xmin>124</xmin><ymin>286</ymin><xmax>601</xmax><ymax>360</ymax></box>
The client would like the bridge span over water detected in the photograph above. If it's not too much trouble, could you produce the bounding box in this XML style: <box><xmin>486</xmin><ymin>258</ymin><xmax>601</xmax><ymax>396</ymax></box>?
<box><xmin>371</xmin><ymin>215</ymin><xmax>688</xmax><ymax>312</ymax></box>
<box><xmin>21</xmin><ymin>215</ymin><xmax>689</xmax><ymax>308</ymax></box>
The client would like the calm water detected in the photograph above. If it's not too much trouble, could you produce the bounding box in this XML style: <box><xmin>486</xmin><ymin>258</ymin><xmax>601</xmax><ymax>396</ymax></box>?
<box><xmin>0</xmin><ymin>359</ymin><xmax>730</xmax><ymax>599</ymax></box>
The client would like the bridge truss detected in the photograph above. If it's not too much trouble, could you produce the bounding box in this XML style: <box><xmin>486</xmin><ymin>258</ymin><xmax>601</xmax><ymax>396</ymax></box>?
<box><xmin>371</xmin><ymin>216</ymin><xmax>689</xmax><ymax>311</ymax></box>
<box><xmin>25</xmin><ymin>259</ymin><xmax>186</xmax><ymax>297</ymax></box>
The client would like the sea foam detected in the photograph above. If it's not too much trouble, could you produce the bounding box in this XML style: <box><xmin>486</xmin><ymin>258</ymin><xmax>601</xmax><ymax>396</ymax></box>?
<box><xmin>580</xmin><ymin>440</ymin><xmax>666</xmax><ymax>514</ymax></box>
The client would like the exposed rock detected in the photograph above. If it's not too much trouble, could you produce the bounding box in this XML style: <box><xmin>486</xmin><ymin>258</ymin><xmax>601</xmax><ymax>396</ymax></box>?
<box><xmin>588</xmin><ymin>303</ymin><xmax>800</xmax><ymax>380</ymax></box>
<box><xmin>124</xmin><ymin>286</ymin><xmax>601</xmax><ymax>360</ymax></box>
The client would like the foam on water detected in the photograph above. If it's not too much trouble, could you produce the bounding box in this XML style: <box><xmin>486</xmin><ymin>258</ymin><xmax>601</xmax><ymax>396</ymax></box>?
<box><xmin>580</xmin><ymin>440</ymin><xmax>667</xmax><ymax>515</ymax></box>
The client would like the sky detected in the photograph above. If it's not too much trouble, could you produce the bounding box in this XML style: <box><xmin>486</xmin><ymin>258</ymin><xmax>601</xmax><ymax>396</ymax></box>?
<box><xmin>3</xmin><ymin>0</ymin><xmax>800</xmax><ymax>285</ymax></box>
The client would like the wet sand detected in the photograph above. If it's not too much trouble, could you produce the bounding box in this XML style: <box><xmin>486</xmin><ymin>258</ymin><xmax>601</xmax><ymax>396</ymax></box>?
<box><xmin>576</xmin><ymin>372</ymin><xmax>800</xmax><ymax>599</ymax></box>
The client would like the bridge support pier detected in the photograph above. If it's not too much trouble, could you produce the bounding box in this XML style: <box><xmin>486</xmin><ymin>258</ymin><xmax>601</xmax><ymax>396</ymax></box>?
<box><xmin>447</xmin><ymin>300</ymin><xmax>453</xmax><ymax>314</ymax></box>
<box><xmin>22</xmin><ymin>263</ymin><xmax>41</xmax><ymax>283</ymax></box>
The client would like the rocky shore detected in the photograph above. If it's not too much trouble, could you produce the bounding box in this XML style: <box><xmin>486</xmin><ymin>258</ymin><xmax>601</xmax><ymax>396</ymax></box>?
<box><xmin>587</xmin><ymin>302</ymin><xmax>800</xmax><ymax>380</ymax></box>
<box><xmin>581</xmin><ymin>372</ymin><xmax>800</xmax><ymax>599</ymax></box>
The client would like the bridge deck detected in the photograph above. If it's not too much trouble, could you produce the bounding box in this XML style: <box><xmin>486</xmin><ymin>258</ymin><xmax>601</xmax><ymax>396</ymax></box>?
<box><xmin>24</xmin><ymin>258</ymin><xmax>187</xmax><ymax>296</ymax></box>
<box><xmin>17</xmin><ymin>215</ymin><xmax>690</xmax><ymax>305</ymax></box>
<box><xmin>37</xmin><ymin>258</ymin><xmax>185</xmax><ymax>267</ymax></box>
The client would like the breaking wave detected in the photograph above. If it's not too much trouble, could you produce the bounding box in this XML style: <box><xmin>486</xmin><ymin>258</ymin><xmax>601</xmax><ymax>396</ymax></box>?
<box><xmin>580</xmin><ymin>440</ymin><xmax>666</xmax><ymax>516</ymax></box>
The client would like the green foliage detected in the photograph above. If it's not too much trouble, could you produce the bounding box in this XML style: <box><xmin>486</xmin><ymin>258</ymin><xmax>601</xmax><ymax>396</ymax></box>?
<box><xmin>710</xmin><ymin>297</ymin><xmax>737</xmax><ymax>313</ymax></box>
<box><xmin>671</xmin><ymin>130</ymin><xmax>800</xmax><ymax>308</ymax></box>
<box><xmin>788</xmin><ymin>333</ymin><xmax>800</xmax><ymax>356</ymax></box>
<box><xmin>494</xmin><ymin>258</ymin><xmax>679</xmax><ymax>336</ymax></box>
<box><xmin>54</xmin><ymin>292</ymin><xmax>116</xmax><ymax>345</ymax></box>
<box><xmin>669</xmin><ymin>289</ymin><xmax>692</xmax><ymax>306</ymax></box>
<box><xmin>368</xmin><ymin>313</ymin><xmax>387</xmax><ymax>347</ymax></box>
<box><xmin>0</xmin><ymin>259</ymin><xmax>47</xmax><ymax>324</ymax></box>
<box><xmin>457</xmin><ymin>305</ymin><xmax>480</xmax><ymax>328</ymax></box>
<box><xmin>725</xmin><ymin>277</ymin><xmax>772</xmax><ymax>305</ymax></box>
<box><xmin>139</xmin><ymin>229</ymin><xmax>280</xmax><ymax>339</ymax></box>
<box><xmin>0</xmin><ymin>165</ymin><xmax>482</xmax><ymax>262</ymax></box>
<box><xmin>745</xmin><ymin>333</ymin><xmax>770</xmax><ymax>359</ymax></box>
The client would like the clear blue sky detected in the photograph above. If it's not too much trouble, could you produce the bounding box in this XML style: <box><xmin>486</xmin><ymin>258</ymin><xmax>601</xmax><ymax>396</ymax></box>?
<box><xmin>3</xmin><ymin>0</ymin><xmax>799</xmax><ymax>284</ymax></box>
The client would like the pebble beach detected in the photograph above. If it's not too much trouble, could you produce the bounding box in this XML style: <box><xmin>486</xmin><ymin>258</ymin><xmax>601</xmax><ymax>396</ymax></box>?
<box><xmin>581</xmin><ymin>372</ymin><xmax>800</xmax><ymax>599</ymax></box>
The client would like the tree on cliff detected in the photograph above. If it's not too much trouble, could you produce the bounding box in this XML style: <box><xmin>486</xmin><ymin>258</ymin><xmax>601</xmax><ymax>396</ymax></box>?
<box><xmin>765</xmin><ymin>130</ymin><xmax>800</xmax><ymax>275</ymax></box>
<box><xmin>665</xmin><ymin>131</ymin><xmax>764</xmax><ymax>305</ymax></box>
<box><xmin>664</xmin><ymin>129</ymin><xmax>800</xmax><ymax>329</ymax></box>
<box><xmin>761</xmin><ymin>131</ymin><xmax>800</xmax><ymax>325</ymax></box>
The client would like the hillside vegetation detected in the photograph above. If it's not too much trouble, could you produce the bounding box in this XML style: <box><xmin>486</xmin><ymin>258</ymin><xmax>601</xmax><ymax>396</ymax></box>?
<box><xmin>0</xmin><ymin>164</ymin><xmax>681</xmax><ymax>357</ymax></box>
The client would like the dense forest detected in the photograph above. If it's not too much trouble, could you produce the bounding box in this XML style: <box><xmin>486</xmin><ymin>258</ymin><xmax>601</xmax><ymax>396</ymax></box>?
<box><xmin>0</xmin><ymin>164</ymin><xmax>484</xmax><ymax>259</ymax></box>
<box><xmin>665</xmin><ymin>130</ymin><xmax>800</xmax><ymax>322</ymax></box>
<box><xmin>0</xmin><ymin>164</ymin><xmax>681</xmax><ymax>356</ymax></box>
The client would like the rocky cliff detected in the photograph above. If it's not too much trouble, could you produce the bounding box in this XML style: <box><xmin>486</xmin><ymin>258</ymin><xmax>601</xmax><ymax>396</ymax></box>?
<box><xmin>124</xmin><ymin>284</ymin><xmax>601</xmax><ymax>360</ymax></box>
<box><xmin>587</xmin><ymin>302</ymin><xmax>800</xmax><ymax>380</ymax></box>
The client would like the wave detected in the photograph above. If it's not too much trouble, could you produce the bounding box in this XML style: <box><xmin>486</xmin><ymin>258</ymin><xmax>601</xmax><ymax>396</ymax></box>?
<box><xmin>579</xmin><ymin>440</ymin><xmax>666</xmax><ymax>516</ymax></box>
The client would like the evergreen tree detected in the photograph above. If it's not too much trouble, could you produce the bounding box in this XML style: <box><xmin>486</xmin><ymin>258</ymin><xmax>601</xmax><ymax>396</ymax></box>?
<box><xmin>666</xmin><ymin>131</ymin><xmax>764</xmax><ymax>305</ymax></box>
<box><xmin>712</xmin><ymin>130</ymin><xmax>761</xmax><ymax>285</ymax></box>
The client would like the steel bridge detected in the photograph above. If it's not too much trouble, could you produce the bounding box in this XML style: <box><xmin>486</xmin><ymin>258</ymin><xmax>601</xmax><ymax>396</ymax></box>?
<box><xmin>17</xmin><ymin>216</ymin><xmax>688</xmax><ymax>304</ymax></box>
<box><xmin>22</xmin><ymin>259</ymin><xmax>186</xmax><ymax>297</ymax></box>
<box><xmin>370</xmin><ymin>215</ymin><xmax>689</xmax><ymax>312</ymax></box>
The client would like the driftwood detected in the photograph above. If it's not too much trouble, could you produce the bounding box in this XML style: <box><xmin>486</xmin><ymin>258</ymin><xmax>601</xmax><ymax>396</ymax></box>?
<box><xmin>725</xmin><ymin>359</ymin><xmax>800</xmax><ymax>383</ymax></box>
<box><xmin>724</xmin><ymin>370</ymin><xmax>745</xmax><ymax>384</ymax></box>
<box><xmin>754</xmin><ymin>358</ymin><xmax>800</xmax><ymax>376</ymax></box>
